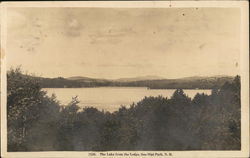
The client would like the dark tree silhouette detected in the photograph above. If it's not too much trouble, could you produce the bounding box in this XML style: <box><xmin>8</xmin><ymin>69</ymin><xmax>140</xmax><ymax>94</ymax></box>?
<box><xmin>7</xmin><ymin>68</ymin><xmax>241</xmax><ymax>151</ymax></box>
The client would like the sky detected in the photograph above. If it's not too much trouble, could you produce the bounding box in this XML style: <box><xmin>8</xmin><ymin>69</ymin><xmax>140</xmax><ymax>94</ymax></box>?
<box><xmin>6</xmin><ymin>7</ymin><xmax>240</xmax><ymax>79</ymax></box>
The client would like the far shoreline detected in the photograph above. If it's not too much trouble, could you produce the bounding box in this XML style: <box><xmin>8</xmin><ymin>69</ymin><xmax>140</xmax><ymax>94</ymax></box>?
<box><xmin>42</xmin><ymin>86</ymin><xmax>213</xmax><ymax>90</ymax></box>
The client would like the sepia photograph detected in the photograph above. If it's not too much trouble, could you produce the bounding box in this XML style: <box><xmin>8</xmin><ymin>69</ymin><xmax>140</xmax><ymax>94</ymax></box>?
<box><xmin>1</xmin><ymin>1</ymin><xmax>249</xmax><ymax>158</ymax></box>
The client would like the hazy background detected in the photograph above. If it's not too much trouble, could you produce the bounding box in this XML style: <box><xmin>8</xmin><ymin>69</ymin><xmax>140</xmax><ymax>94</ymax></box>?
<box><xmin>6</xmin><ymin>8</ymin><xmax>240</xmax><ymax>79</ymax></box>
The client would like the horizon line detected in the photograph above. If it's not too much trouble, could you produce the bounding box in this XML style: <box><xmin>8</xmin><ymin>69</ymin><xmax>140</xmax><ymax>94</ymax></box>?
<box><xmin>7</xmin><ymin>67</ymin><xmax>239</xmax><ymax>80</ymax></box>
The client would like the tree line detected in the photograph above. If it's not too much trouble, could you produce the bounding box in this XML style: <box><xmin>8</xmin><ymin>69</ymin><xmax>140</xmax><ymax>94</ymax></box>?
<box><xmin>7</xmin><ymin>68</ymin><xmax>240</xmax><ymax>151</ymax></box>
<box><xmin>32</xmin><ymin>74</ymin><xmax>234</xmax><ymax>89</ymax></box>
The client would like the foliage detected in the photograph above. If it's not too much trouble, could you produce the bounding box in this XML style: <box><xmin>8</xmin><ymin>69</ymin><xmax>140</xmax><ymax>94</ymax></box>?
<box><xmin>7</xmin><ymin>68</ymin><xmax>61</xmax><ymax>151</ymax></box>
<box><xmin>7</xmin><ymin>68</ymin><xmax>241</xmax><ymax>151</ymax></box>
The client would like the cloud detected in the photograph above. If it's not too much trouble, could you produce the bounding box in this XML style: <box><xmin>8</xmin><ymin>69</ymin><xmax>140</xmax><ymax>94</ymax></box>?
<box><xmin>199</xmin><ymin>43</ymin><xmax>206</xmax><ymax>50</ymax></box>
<box><xmin>62</xmin><ymin>18</ymin><xmax>84</xmax><ymax>37</ymax></box>
<box><xmin>97</xmin><ymin>62</ymin><xmax>152</xmax><ymax>68</ymax></box>
<box><xmin>88</xmin><ymin>27</ymin><xmax>136</xmax><ymax>44</ymax></box>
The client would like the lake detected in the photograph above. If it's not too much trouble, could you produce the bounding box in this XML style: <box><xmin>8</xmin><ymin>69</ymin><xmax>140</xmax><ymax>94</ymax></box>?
<box><xmin>43</xmin><ymin>87</ymin><xmax>211</xmax><ymax>112</ymax></box>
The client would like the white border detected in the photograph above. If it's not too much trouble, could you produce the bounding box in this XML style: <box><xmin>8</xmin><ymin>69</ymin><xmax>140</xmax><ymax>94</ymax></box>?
<box><xmin>1</xmin><ymin>1</ymin><xmax>249</xmax><ymax>158</ymax></box>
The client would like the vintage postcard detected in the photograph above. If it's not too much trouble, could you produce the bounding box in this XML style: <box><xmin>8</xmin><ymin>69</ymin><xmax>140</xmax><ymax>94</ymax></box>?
<box><xmin>0</xmin><ymin>1</ymin><xmax>249</xmax><ymax>158</ymax></box>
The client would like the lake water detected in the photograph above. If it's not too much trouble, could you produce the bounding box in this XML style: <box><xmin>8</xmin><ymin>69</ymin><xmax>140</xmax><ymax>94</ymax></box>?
<box><xmin>43</xmin><ymin>87</ymin><xmax>211</xmax><ymax>112</ymax></box>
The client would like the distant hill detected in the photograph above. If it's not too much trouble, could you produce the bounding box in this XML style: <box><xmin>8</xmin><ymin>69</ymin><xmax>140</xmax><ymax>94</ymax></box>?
<box><xmin>35</xmin><ymin>74</ymin><xmax>235</xmax><ymax>89</ymax></box>
<box><xmin>179</xmin><ymin>75</ymin><xmax>232</xmax><ymax>81</ymax></box>
<box><xmin>67</xmin><ymin>76</ymin><xmax>94</xmax><ymax>80</ymax></box>
<box><xmin>134</xmin><ymin>76</ymin><xmax>235</xmax><ymax>89</ymax></box>
<box><xmin>67</xmin><ymin>76</ymin><xmax>109</xmax><ymax>83</ymax></box>
<box><xmin>115</xmin><ymin>75</ymin><xmax>165</xmax><ymax>82</ymax></box>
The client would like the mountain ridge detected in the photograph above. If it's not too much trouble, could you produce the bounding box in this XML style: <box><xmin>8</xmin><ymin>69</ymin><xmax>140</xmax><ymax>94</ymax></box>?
<box><xmin>65</xmin><ymin>75</ymin><xmax>233</xmax><ymax>82</ymax></box>
<box><xmin>35</xmin><ymin>74</ymin><xmax>236</xmax><ymax>89</ymax></box>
